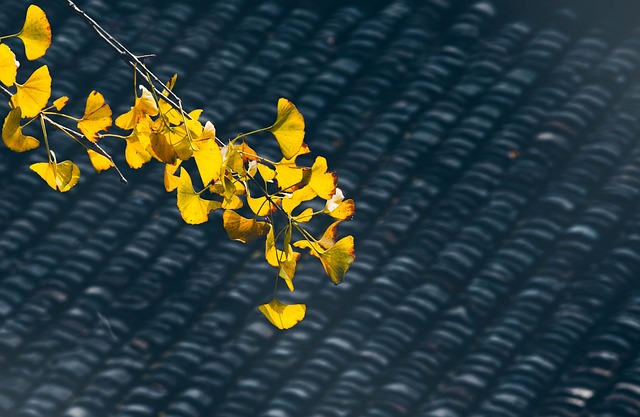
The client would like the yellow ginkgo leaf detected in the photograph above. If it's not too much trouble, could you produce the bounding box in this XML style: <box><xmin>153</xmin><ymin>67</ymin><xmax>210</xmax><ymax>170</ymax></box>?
<box><xmin>193</xmin><ymin>122</ymin><xmax>222</xmax><ymax>186</ymax></box>
<box><xmin>87</xmin><ymin>149</ymin><xmax>112</xmax><ymax>172</ymax></box>
<box><xmin>0</xmin><ymin>43</ymin><xmax>19</xmax><ymax>87</ymax></box>
<box><xmin>293</xmin><ymin>207</ymin><xmax>314</xmax><ymax>223</ymax></box>
<box><xmin>2</xmin><ymin>107</ymin><xmax>39</xmax><ymax>152</ymax></box>
<box><xmin>295</xmin><ymin>235</ymin><xmax>355</xmax><ymax>285</ymax></box>
<box><xmin>257</xmin><ymin>163</ymin><xmax>276</xmax><ymax>181</ymax></box>
<box><xmin>164</xmin><ymin>161</ymin><xmax>181</xmax><ymax>192</ymax></box>
<box><xmin>309</xmin><ymin>156</ymin><xmax>337</xmax><ymax>200</ymax></box>
<box><xmin>17</xmin><ymin>5</ymin><xmax>51</xmax><ymax>60</ymax></box>
<box><xmin>258</xmin><ymin>298</ymin><xmax>306</xmax><ymax>330</ymax></box>
<box><xmin>124</xmin><ymin>131</ymin><xmax>152</xmax><ymax>169</ymax></box>
<box><xmin>222</xmin><ymin>210</ymin><xmax>270</xmax><ymax>243</ymax></box>
<box><xmin>53</xmin><ymin>96</ymin><xmax>69</xmax><ymax>111</ymax></box>
<box><xmin>115</xmin><ymin>85</ymin><xmax>158</xmax><ymax>130</ymax></box>
<box><xmin>247</xmin><ymin>194</ymin><xmax>278</xmax><ymax>216</ymax></box>
<box><xmin>265</xmin><ymin>226</ymin><xmax>299</xmax><ymax>291</ymax></box>
<box><xmin>281</xmin><ymin>186</ymin><xmax>316</xmax><ymax>214</ymax></box>
<box><xmin>77</xmin><ymin>91</ymin><xmax>112</xmax><ymax>141</ymax></box>
<box><xmin>11</xmin><ymin>65</ymin><xmax>51</xmax><ymax>118</ymax></box>
<box><xmin>324</xmin><ymin>188</ymin><xmax>355</xmax><ymax>220</ymax></box>
<box><xmin>177</xmin><ymin>168</ymin><xmax>221</xmax><ymax>224</ymax></box>
<box><xmin>268</xmin><ymin>98</ymin><xmax>305</xmax><ymax>159</ymax></box>
<box><xmin>30</xmin><ymin>157</ymin><xmax>80</xmax><ymax>192</ymax></box>
<box><xmin>273</xmin><ymin>144</ymin><xmax>310</xmax><ymax>191</ymax></box>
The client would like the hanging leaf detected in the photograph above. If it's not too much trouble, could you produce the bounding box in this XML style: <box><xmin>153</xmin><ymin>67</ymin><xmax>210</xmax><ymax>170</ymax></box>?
<box><xmin>247</xmin><ymin>194</ymin><xmax>278</xmax><ymax>217</ymax></box>
<box><xmin>176</xmin><ymin>168</ymin><xmax>221</xmax><ymax>224</ymax></box>
<box><xmin>30</xmin><ymin>155</ymin><xmax>80</xmax><ymax>192</ymax></box>
<box><xmin>124</xmin><ymin>131</ymin><xmax>152</xmax><ymax>169</ymax></box>
<box><xmin>0</xmin><ymin>43</ymin><xmax>19</xmax><ymax>87</ymax></box>
<box><xmin>294</xmin><ymin>222</ymin><xmax>355</xmax><ymax>285</ymax></box>
<box><xmin>268</xmin><ymin>98</ymin><xmax>305</xmax><ymax>159</ymax></box>
<box><xmin>222</xmin><ymin>210</ymin><xmax>270</xmax><ymax>243</ymax></box>
<box><xmin>324</xmin><ymin>188</ymin><xmax>355</xmax><ymax>220</ymax></box>
<box><xmin>115</xmin><ymin>85</ymin><xmax>158</xmax><ymax>130</ymax></box>
<box><xmin>77</xmin><ymin>91</ymin><xmax>112</xmax><ymax>141</ymax></box>
<box><xmin>309</xmin><ymin>156</ymin><xmax>337</xmax><ymax>200</ymax></box>
<box><xmin>258</xmin><ymin>298</ymin><xmax>306</xmax><ymax>330</ymax></box>
<box><xmin>53</xmin><ymin>96</ymin><xmax>69</xmax><ymax>111</ymax></box>
<box><xmin>2</xmin><ymin>107</ymin><xmax>39</xmax><ymax>152</ymax></box>
<box><xmin>11</xmin><ymin>65</ymin><xmax>51</xmax><ymax>118</ymax></box>
<box><xmin>265</xmin><ymin>226</ymin><xmax>300</xmax><ymax>291</ymax></box>
<box><xmin>274</xmin><ymin>144</ymin><xmax>310</xmax><ymax>191</ymax></box>
<box><xmin>163</xmin><ymin>161</ymin><xmax>181</xmax><ymax>192</ymax></box>
<box><xmin>17</xmin><ymin>5</ymin><xmax>51</xmax><ymax>60</ymax></box>
<box><xmin>293</xmin><ymin>208</ymin><xmax>314</xmax><ymax>223</ymax></box>
<box><xmin>257</xmin><ymin>163</ymin><xmax>276</xmax><ymax>181</ymax></box>
<box><xmin>87</xmin><ymin>149</ymin><xmax>112</xmax><ymax>172</ymax></box>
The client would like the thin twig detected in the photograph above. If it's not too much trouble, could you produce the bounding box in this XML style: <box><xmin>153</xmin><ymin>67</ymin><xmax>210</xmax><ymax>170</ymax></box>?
<box><xmin>66</xmin><ymin>0</ymin><xmax>191</xmax><ymax>120</ymax></box>
<box><xmin>0</xmin><ymin>84</ymin><xmax>13</xmax><ymax>99</ymax></box>
<box><xmin>43</xmin><ymin>115</ymin><xmax>128</xmax><ymax>184</ymax></box>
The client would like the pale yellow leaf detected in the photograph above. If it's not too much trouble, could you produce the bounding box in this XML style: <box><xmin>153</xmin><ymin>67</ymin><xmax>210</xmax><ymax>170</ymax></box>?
<box><xmin>11</xmin><ymin>65</ymin><xmax>51</xmax><ymax>118</ymax></box>
<box><xmin>268</xmin><ymin>98</ymin><xmax>305</xmax><ymax>159</ymax></box>
<box><xmin>77</xmin><ymin>90</ymin><xmax>112</xmax><ymax>141</ymax></box>
<box><xmin>0</xmin><ymin>44</ymin><xmax>19</xmax><ymax>87</ymax></box>
<box><xmin>176</xmin><ymin>168</ymin><xmax>220</xmax><ymax>224</ymax></box>
<box><xmin>18</xmin><ymin>5</ymin><xmax>51</xmax><ymax>60</ymax></box>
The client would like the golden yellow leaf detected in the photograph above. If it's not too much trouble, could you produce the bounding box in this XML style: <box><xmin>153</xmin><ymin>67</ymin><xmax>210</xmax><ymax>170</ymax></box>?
<box><xmin>18</xmin><ymin>5</ymin><xmax>51</xmax><ymax>60</ymax></box>
<box><xmin>222</xmin><ymin>210</ymin><xmax>270</xmax><ymax>243</ymax></box>
<box><xmin>268</xmin><ymin>98</ymin><xmax>305</xmax><ymax>159</ymax></box>
<box><xmin>77</xmin><ymin>91</ymin><xmax>112</xmax><ymax>141</ymax></box>
<box><xmin>265</xmin><ymin>226</ymin><xmax>299</xmax><ymax>291</ymax></box>
<box><xmin>164</xmin><ymin>161</ymin><xmax>181</xmax><ymax>192</ymax></box>
<box><xmin>0</xmin><ymin>44</ymin><xmax>19</xmax><ymax>87</ymax></box>
<box><xmin>293</xmin><ymin>208</ymin><xmax>314</xmax><ymax>223</ymax></box>
<box><xmin>324</xmin><ymin>188</ymin><xmax>355</xmax><ymax>220</ymax></box>
<box><xmin>87</xmin><ymin>149</ymin><xmax>112</xmax><ymax>172</ymax></box>
<box><xmin>115</xmin><ymin>85</ymin><xmax>158</xmax><ymax>130</ymax></box>
<box><xmin>11</xmin><ymin>65</ymin><xmax>51</xmax><ymax>118</ymax></box>
<box><xmin>53</xmin><ymin>96</ymin><xmax>68</xmax><ymax>111</ymax></box>
<box><xmin>30</xmin><ymin>157</ymin><xmax>80</xmax><ymax>192</ymax></box>
<box><xmin>257</xmin><ymin>163</ymin><xmax>276</xmax><ymax>181</ymax></box>
<box><xmin>309</xmin><ymin>156</ymin><xmax>337</xmax><ymax>199</ymax></box>
<box><xmin>193</xmin><ymin>127</ymin><xmax>222</xmax><ymax>186</ymax></box>
<box><xmin>294</xmin><ymin>222</ymin><xmax>355</xmax><ymax>285</ymax></box>
<box><xmin>247</xmin><ymin>194</ymin><xmax>278</xmax><ymax>216</ymax></box>
<box><xmin>2</xmin><ymin>107</ymin><xmax>39</xmax><ymax>152</ymax></box>
<box><xmin>168</xmin><ymin>114</ymin><xmax>202</xmax><ymax>161</ymax></box>
<box><xmin>124</xmin><ymin>131</ymin><xmax>152</xmax><ymax>169</ymax></box>
<box><xmin>281</xmin><ymin>186</ymin><xmax>316</xmax><ymax>214</ymax></box>
<box><xmin>273</xmin><ymin>144</ymin><xmax>310</xmax><ymax>191</ymax></box>
<box><xmin>258</xmin><ymin>298</ymin><xmax>306</xmax><ymax>330</ymax></box>
<box><xmin>177</xmin><ymin>168</ymin><xmax>220</xmax><ymax>224</ymax></box>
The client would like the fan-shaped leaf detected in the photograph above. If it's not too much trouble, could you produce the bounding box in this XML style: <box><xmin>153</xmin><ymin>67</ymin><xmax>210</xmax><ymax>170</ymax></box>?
<box><xmin>30</xmin><ymin>157</ymin><xmax>80</xmax><ymax>192</ymax></box>
<box><xmin>11</xmin><ymin>65</ymin><xmax>51</xmax><ymax>118</ymax></box>
<box><xmin>258</xmin><ymin>298</ymin><xmax>306</xmax><ymax>330</ymax></box>
<box><xmin>77</xmin><ymin>91</ymin><xmax>112</xmax><ymax>141</ymax></box>
<box><xmin>309</xmin><ymin>156</ymin><xmax>337</xmax><ymax>200</ymax></box>
<box><xmin>268</xmin><ymin>98</ymin><xmax>305</xmax><ymax>159</ymax></box>
<box><xmin>177</xmin><ymin>168</ymin><xmax>220</xmax><ymax>224</ymax></box>
<box><xmin>87</xmin><ymin>149</ymin><xmax>112</xmax><ymax>172</ymax></box>
<box><xmin>18</xmin><ymin>5</ymin><xmax>51</xmax><ymax>60</ymax></box>
<box><xmin>2</xmin><ymin>107</ymin><xmax>39</xmax><ymax>152</ymax></box>
<box><xmin>164</xmin><ymin>161</ymin><xmax>181</xmax><ymax>192</ymax></box>
<box><xmin>223</xmin><ymin>210</ymin><xmax>270</xmax><ymax>243</ymax></box>
<box><xmin>53</xmin><ymin>96</ymin><xmax>68</xmax><ymax>111</ymax></box>
<box><xmin>324</xmin><ymin>188</ymin><xmax>355</xmax><ymax>220</ymax></box>
<box><xmin>0</xmin><ymin>44</ymin><xmax>19</xmax><ymax>87</ymax></box>
<box><xmin>115</xmin><ymin>85</ymin><xmax>158</xmax><ymax>130</ymax></box>
<box><xmin>124</xmin><ymin>131</ymin><xmax>152</xmax><ymax>169</ymax></box>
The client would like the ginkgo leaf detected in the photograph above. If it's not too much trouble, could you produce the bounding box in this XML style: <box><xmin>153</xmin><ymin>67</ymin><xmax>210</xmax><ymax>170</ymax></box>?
<box><xmin>324</xmin><ymin>188</ymin><xmax>355</xmax><ymax>220</ymax></box>
<box><xmin>258</xmin><ymin>298</ymin><xmax>306</xmax><ymax>330</ymax></box>
<box><xmin>30</xmin><ymin>157</ymin><xmax>80</xmax><ymax>192</ymax></box>
<box><xmin>247</xmin><ymin>194</ymin><xmax>278</xmax><ymax>216</ymax></box>
<box><xmin>124</xmin><ymin>131</ymin><xmax>152</xmax><ymax>169</ymax></box>
<box><xmin>168</xmin><ymin>111</ymin><xmax>203</xmax><ymax>161</ymax></box>
<box><xmin>281</xmin><ymin>186</ymin><xmax>316</xmax><ymax>214</ymax></box>
<box><xmin>257</xmin><ymin>163</ymin><xmax>276</xmax><ymax>181</ymax></box>
<box><xmin>2</xmin><ymin>107</ymin><xmax>39</xmax><ymax>152</ymax></box>
<box><xmin>192</xmin><ymin>123</ymin><xmax>221</xmax><ymax>183</ymax></box>
<box><xmin>265</xmin><ymin>226</ymin><xmax>299</xmax><ymax>291</ymax></box>
<box><xmin>0</xmin><ymin>43</ymin><xmax>19</xmax><ymax>87</ymax></box>
<box><xmin>77</xmin><ymin>91</ymin><xmax>112</xmax><ymax>141</ymax></box>
<box><xmin>177</xmin><ymin>168</ymin><xmax>221</xmax><ymax>224</ymax></box>
<box><xmin>222</xmin><ymin>210</ymin><xmax>270</xmax><ymax>243</ymax></box>
<box><xmin>295</xmin><ymin>235</ymin><xmax>355</xmax><ymax>285</ymax></box>
<box><xmin>268</xmin><ymin>98</ymin><xmax>305</xmax><ymax>159</ymax></box>
<box><xmin>11</xmin><ymin>65</ymin><xmax>51</xmax><ymax>118</ymax></box>
<box><xmin>309</xmin><ymin>156</ymin><xmax>337</xmax><ymax>200</ymax></box>
<box><xmin>115</xmin><ymin>85</ymin><xmax>158</xmax><ymax>130</ymax></box>
<box><xmin>53</xmin><ymin>96</ymin><xmax>68</xmax><ymax>111</ymax></box>
<box><xmin>293</xmin><ymin>208</ymin><xmax>314</xmax><ymax>223</ymax></box>
<box><xmin>164</xmin><ymin>161</ymin><xmax>181</xmax><ymax>192</ymax></box>
<box><xmin>18</xmin><ymin>5</ymin><xmax>51</xmax><ymax>60</ymax></box>
<box><xmin>87</xmin><ymin>149</ymin><xmax>112</xmax><ymax>172</ymax></box>
<box><xmin>274</xmin><ymin>144</ymin><xmax>310</xmax><ymax>191</ymax></box>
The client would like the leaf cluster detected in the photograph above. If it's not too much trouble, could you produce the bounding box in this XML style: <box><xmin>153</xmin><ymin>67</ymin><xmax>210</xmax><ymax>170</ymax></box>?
<box><xmin>0</xmin><ymin>4</ymin><xmax>356</xmax><ymax>329</ymax></box>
